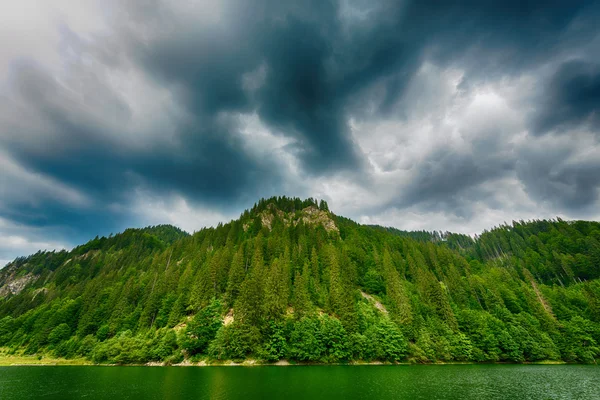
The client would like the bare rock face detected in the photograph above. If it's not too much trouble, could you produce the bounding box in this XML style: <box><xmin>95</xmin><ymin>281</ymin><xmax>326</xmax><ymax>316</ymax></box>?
<box><xmin>0</xmin><ymin>264</ymin><xmax>35</xmax><ymax>298</ymax></box>
<box><xmin>297</xmin><ymin>206</ymin><xmax>339</xmax><ymax>233</ymax></box>
<box><xmin>259</xmin><ymin>204</ymin><xmax>287</xmax><ymax>230</ymax></box>
<box><xmin>244</xmin><ymin>204</ymin><xmax>339</xmax><ymax>233</ymax></box>
<box><xmin>223</xmin><ymin>308</ymin><xmax>234</xmax><ymax>326</ymax></box>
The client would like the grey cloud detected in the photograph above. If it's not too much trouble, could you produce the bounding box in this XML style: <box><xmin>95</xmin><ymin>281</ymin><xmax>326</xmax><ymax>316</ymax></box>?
<box><xmin>2</xmin><ymin>61</ymin><xmax>283</xmax><ymax>205</ymax></box>
<box><xmin>125</xmin><ymin>0</ymin><xmax>364</xmax><ymax>173</ymax></box>
<box><xmin>532</xmin><ymin>60</ymin><xmax>600</xmax><ymax>135</ymax></box>
<box><xmin>122</xmin><ymin>0</ymin><xmax>600</xmax><ymax>174</ymax></box>
<box><xmin>83</xmin><ymin>0</ymin><xmax>600</xmax><ymax>179</ymax></box>
<box><xmin>1</xmin><ymin>0</ymin><xmax>600</xmax><ymax>261</ymax></box>
<box><xmin>369</xmin><ymin>128</ymin><xmax>518</xmax><ymax>222</ymax></box>
<box><xmin>0</xmin><ymin>54</ymin><xmax>286</xmax><ymax>250</ymax></box>
<box><xmin>517</xmin><ymin>138</ymin><xmax>600</xmax><ymax>212</ymax></box>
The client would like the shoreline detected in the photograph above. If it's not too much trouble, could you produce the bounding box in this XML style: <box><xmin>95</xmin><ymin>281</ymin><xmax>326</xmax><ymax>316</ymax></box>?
<box><xmin>0</xmin><ymin>355</ymin><xmax>571</xmax><ymax>367</ymax></box>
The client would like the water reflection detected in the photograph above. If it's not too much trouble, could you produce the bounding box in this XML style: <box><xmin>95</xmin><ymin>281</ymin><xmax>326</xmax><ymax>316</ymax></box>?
<box><xmin>0</xmin><ymin>365</ymin><xmax>598</xmax><ymax>400</ymax></box>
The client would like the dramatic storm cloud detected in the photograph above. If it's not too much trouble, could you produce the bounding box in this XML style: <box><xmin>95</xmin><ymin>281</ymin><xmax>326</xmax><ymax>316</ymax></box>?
<box><xmin>1</xmin><ymin>0</ymin><xmax>599</xmax><ymax>264</ymax></box>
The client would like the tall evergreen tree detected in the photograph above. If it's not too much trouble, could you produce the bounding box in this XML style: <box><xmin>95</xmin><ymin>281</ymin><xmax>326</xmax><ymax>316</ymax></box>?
<box><xmin>225</xmin><ymin>247</ymin><xmax>246</xmax><ymax>306</ymax></box>
<box><xmin>292</xmin><ymin>262</ymin><xmax>313</xmax><ymax>319</ymax></box>
<box><xmin>383</xmin><ymin>249</ymin><xmax>413</xmax><ymax>325</ymax></box>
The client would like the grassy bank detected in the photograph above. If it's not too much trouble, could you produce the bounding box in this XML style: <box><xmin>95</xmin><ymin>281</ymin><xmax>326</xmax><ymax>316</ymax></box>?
<box><xmin>0</xmin><ymin>351</ymin><xmax>572</xmax><ymax>367</ymax></box>
<box><xmin>0</xmin><ymin>349</ymin><xmax>91</xmax><ymax>366</ymax></box>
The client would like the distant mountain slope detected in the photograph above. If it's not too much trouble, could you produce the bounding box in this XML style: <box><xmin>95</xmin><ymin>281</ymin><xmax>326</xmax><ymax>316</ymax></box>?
<box><xmin>0</xmin><ymin>197</ymin><xmax>598</xmax><ymax>364</ymax></box>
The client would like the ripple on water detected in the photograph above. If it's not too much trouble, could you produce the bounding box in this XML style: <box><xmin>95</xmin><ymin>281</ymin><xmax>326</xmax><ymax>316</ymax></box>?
<box><xmin>0</xmin><ymin>364</ymin><xmax>599</xmax><ymax>400</ymax></box>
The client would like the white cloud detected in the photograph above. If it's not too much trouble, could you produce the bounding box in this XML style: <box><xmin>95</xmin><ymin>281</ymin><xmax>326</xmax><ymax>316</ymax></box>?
<box><xmin>308</xmin><ymin>63</ymin><xmax>600</xmax><ymax>234</ymax></box>
<box><xmin>130</xmin><ymin>191</ymin><xmax>236</xmax><ymax>233</ymax></box>
<box><xmin>0</xmin><ymin>216</ymin><xmax>68</xmax><ymax>265</ymax></box>
<box><xmin>0</xmin><ymin>0</ymin><xmax>106</xmax><ymax>78</ymax></box>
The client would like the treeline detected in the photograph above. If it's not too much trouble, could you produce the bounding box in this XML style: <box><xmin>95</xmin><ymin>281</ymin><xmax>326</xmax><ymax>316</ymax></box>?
<box><xmin>367</xmin><ymin>226</ymin><xmax>476</xmax><ymax>251</ymax></box>
<box><xmin>473</xmin><ymin>219</ymin><xmax>600</xmax><ymax>284</ymax></box>
<box><xmin>0</xmin><ymin>197</ymin><xmax>598</xmax><ymax>364</ymax></box>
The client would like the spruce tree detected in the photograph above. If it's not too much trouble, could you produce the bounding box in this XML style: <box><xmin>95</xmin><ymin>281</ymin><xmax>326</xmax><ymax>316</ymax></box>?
<box><xmin>293</xmin><ymin>262</ymin><xmax>313</xmax><ymax>319</ymax></box>
<box><xmin>234</xmin><ymin>244</ymin><xmax>265</xmax><ymax>326</ymax></box>
<box><xmin>225</xmin><ymin>247</ymin><xmax>246</xmax><ymax>306</ymax></box>
<box><xmin>383</xmin><ymin>249</ymin><xmax>413</xmax><ymax>325</ymax></box>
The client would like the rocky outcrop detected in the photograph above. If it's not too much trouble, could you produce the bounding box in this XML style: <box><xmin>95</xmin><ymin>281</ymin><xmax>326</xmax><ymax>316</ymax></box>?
<box><xmin>360</xmin><ymin>291</ymin><xmax>388</xmax><ymax>314</ymax></box>
<box><xmin>0</xmin><ymin>265</ymin><xmax>35</xmax><ymax>297</ymax></box>
<box><xmin>223</xmin><ymin>308</ymin><xmax>234</xmax><ymax>326</ymax></box>
<box><xmin>244</xmin><ymin>204</ymin><xmax>339</xmax><ymax>234</ymax></box>
<box><xmin>297</xmin><ymin>206</ymin><xmax>339</xmax><ymax>233</ymax></box>
<box><xmin>259</xmin><ymin>204</ymin><xmax>288</xmax><ymax>230</ymax></box>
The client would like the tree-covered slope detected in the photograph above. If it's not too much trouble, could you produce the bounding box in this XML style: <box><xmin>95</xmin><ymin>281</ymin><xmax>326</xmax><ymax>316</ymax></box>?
<box><xmin>0</xmin><ymin>197</ymin><xmax>599</xmax><ymax>364</ymax></box>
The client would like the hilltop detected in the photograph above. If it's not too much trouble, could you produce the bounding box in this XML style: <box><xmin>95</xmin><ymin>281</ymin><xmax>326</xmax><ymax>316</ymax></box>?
<box><xmin>0</xmin><ymin>196</ymin><xmax>599</xmax><ymax>365</ymax></box>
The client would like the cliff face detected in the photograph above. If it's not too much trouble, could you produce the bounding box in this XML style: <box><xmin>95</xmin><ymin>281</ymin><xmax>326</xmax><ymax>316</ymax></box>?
<box><xmin>299</xmin><ymin>206</ymin><xmax>339</xmax><ymax>233</ymax></box>
<box><xmin>246</xmin><ymin>204</ymin><xmax>338</xmax><ymax>233</ymax></box>
<box><xmin>0</xmin><ymin>264</ymin><xmax>35</xmax><ymax>297</ymax></box>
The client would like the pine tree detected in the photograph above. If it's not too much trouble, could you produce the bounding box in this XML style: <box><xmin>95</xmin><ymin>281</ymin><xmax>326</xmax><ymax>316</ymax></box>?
<box><xmin>383</xmin><ymin>249</ymin><xmax>413</xmax><ymax>325</ymax></box>
<box><xmin>234</xmin><ymin>244</ymin><xmax>265</xmax><ymax>326</ymax></box>
<box><xmin>326</xmin><ymin>245</ymin><xmax>356</xmax><ymax>330</ymax></box>
<box><xmin>225</xmin><ymin>247</ymin><xmax>246</xmax><ymax>306</ymax></box>
<box><xmin>292</xmin><ymin>262</ymin><xmax>313</xmax><ymax>319</ymax></box>
<box><xmin>263</xmin><ymin>258</ymin><xmax>290</xmax><ymax>321</ymax></box>
<box><xmin>319</xmin><ymin>200</ymin><xmax>329</xmax><ymax>212</ymax></box>
<box><xmin>309</xmin><ymin>247</ymin><xmax>322</xmax><ymax>305</ymax></box>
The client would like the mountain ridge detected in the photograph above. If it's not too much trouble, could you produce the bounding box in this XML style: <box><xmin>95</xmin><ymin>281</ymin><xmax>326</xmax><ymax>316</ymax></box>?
<box><xmin>0</xmin><ymin>196</ymin><xmax>599</xmax><ymax>365</ymax></box>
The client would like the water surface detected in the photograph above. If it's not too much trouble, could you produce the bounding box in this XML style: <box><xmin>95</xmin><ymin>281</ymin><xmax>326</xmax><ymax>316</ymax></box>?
<box><xmin>0</xmin><ymin>365</ymin><xmax>598</xmax><ymax>399</ymax></box>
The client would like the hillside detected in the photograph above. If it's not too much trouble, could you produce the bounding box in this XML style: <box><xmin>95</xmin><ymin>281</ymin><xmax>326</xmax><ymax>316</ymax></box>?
<box><xmin>0</xmin><ymin>197</ymin><xmax>599</xmax><ymax>364</ymax></box>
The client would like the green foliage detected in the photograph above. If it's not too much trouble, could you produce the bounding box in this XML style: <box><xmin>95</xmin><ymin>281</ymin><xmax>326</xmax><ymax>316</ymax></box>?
<box><xmin>181</xmin><ymin>299</ymin><xmax>223</xmax><ymax>356</ymax></box>
<box><xmin>362</xmin><ymin>269</ymin><xmax>385</xmax><ymax>295</ymax></box>
<box><xmin>48</xmin><ymin>323</ymin><xmax>71</xmax><ymax>345</ymax></box>
<box><xmin>1</xmin><ymin>197</ymin><xmax>599</xmax><ymax>364</ymax></box>
<box><xmin>0</xmin><ymin>316</ymin><xmax>15</xmax><ymax>345</ymax></box>
<box><xmin>151</xmin><ymin>329</ymin><xmax>179</xmax><ymax>362</ymax></box>
<box><xmin>559</xmin><ymin>316</ymin><xmax>600</xmax><ymax>363</ymax></box>
<box><xmin>91</xmin><ymin>330</ymin><xmax>150</xmax><ymax>364</ymax></box>
<box><xmin>319</xmin><ymin>315</ymin><xmax>350</xmax><ymax>362</ymax></box>
<box><xmin>208</xmin><ymin>323</ymin><xmax>261</xmax><ymax>361</ymax></box>
<box><xmin>234</xmin><ymin>247</ymin><xmax>265</xmax><ymax>327</ymax></box>
<box><xmin>363</xmin><ymin>318</ymin><xmax>407</xmax><ymax>362</ymax></box>
<box><xmin>263</xmin><ymin>258</ymin><xmax>290</xmax><ymax>321</ymax></box>
<box><xmin>259</xmin><ymin>321</ymin><xmax>288</xmax><ymax>361</ymax></box>
<box><xmin>225</xmin><ymin>247</ymin><xmax>246</xmax><ymax>305</ymax></box>
<box><xmin>292</xmin><ymin>262</ymin><xmax>313</xmax><ymax>319</ymax></box>
<box><xmin>96</xmin><ymin>325</ymin><xmax>110</xmax><ymax>341</ymax></box>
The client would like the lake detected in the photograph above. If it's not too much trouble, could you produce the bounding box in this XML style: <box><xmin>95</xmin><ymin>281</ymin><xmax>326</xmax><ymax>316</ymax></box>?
<box><xmin>0</xmin><ymin>365</ymin><xmax>598</xmax><ymax>399</ymax></box>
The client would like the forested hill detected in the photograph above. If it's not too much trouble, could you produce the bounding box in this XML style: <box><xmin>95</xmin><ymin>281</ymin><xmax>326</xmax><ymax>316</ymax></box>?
<box><xmin>1</xmin><ymin>197</ymin><xmax>599</xmax><ymax>365</ymax></box>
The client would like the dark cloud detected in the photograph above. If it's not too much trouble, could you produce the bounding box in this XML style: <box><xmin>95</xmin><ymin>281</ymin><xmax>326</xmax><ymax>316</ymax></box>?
<box><xmin>532</xmin><ymin>60</ymin><xmax>600</xmax><ymax>135</ymax></box>
<box><xmin>1</xmin><ymin>0</ymin><xmax>600</xmax><ymax>260</ymax></box>
<box><xmin>1</xmin><ymin>61</ymin><xmax>282</xmax><ymax>207</ymax></box>
<box><xmin>119</xmin><ymin>0</ymin><xmax>598</xmax><ymax>172</ymax></box>
<box><xmin>517</xmin><ymin>137</ymin><xmax>600</xmax><ymax>212</ymax></box>
<box><xmin>127</xmin><ymin>0</ymin><xmax>363</xmax><ymax>173</ymax></box>
<box><xmin>0</xmin><ymin>58</ymin><xmax>283</xmax><ymax>253</ymax></box>
<box><xmin>399</xmin><ymin>148</ymin><xmax>514</xmax><ymax>214</ymax></box>
<box><xmin>1</xmin><ymin>201</ymin><xmax>128</xmax><ymax>244</ymax></box>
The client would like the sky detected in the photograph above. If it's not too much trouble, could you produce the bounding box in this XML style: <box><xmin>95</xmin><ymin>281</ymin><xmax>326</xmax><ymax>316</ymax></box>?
<box><xmin>1</xmin><ymin>0</ymin><xmax>600</xmax><ymax>266</ymax></box>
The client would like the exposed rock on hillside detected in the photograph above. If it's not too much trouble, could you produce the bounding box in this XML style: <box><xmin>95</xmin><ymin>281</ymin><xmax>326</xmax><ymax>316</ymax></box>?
<box><xmin>299</xmin><ymin>206</ymin><xmax>338</xmax><ymax>233</ymax></box>
<box><xmin>0</xmin><ymin>265</ymin><xmax>35</xmax><ymax>297</ymax></box>
<box><xmin>245</xmin><ymin>204</ymin><xmax>338</xmax><ymax>233</ymax></box>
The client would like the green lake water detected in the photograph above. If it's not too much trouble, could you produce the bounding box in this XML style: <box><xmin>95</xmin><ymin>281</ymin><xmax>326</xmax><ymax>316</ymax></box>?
<box><xmin>0</xmin><ymin>365</ymin><xmax>598</xmax><ymax>399</ymax></box>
